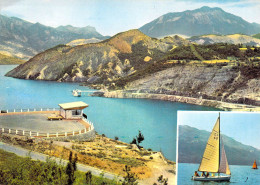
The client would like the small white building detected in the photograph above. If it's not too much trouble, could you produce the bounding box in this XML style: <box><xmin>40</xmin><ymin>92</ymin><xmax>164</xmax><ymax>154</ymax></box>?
<box><xmin>59</xmin><ymin>101</ymin><xmax>88</xmax><ymax>120</ymax></box>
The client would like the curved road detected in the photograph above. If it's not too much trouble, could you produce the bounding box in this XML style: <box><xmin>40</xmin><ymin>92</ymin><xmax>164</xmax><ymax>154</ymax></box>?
<box><xmin>0</xmin><ymin>142</ymin><xmax>123</xmax><ymax>182</ymax></box>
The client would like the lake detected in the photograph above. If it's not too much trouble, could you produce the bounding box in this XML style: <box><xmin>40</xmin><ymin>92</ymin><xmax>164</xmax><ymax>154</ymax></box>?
<box><xmin>0</xmin><ymin>65</ymin><xmax>218</xmax><ymax>161</ymax></box>
<box><xmin>177</xmin><ymin>163</ymin><xmax>260</xmax><ymax>185</ymax></box>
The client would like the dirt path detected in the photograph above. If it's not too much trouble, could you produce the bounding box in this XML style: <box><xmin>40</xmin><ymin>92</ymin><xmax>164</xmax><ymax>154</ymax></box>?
<box><xmin>0</xmin><ymin>142</ymin><xmax>123</xmax><ymax>181</ymax></box>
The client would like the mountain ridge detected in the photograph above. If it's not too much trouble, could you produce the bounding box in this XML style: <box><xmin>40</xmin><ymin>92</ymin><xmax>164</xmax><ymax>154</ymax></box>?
<box><xmin>0</xmin><ymin>14</ymin><xmax>106</xmax><ymax>60</ymax></box>
<box><xmin>139</xmin><ymin>6</ymin><xmax>260</xmax><ymax>38</ymax></box>
<box><xmin>178</xmin><ymin>125</ymin><xmax>260</xmax><ymax>165</ymax></box>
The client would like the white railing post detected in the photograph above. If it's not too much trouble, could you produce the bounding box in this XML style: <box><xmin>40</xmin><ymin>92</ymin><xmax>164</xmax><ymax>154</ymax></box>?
<box><xmin>37</xmin><ymin>132</ymin><xmax>39</xmax><ymax>136</ymax></box>
<box><xmin>14</xmin><ymin>109</ymin><xmax>15</xmax><ymax>112</ymax></box>
<box><xmin>56</xmin><ymin>132</ymin><xmax>58</xmax><ymax>137</ymax></box>
<box><xmin>41</xmin><ymin>108</ymin><xmax>42</xmax><ymax>111</ymax></box>
<box><xmin>65</xmin><ymin>132</ymin><xmax>67</xmax><ymax>137</ymax></box>
<box><xmin>15</xmin><ymin>130</ymin><xmax>18</xmax><ymax>134</ymax></box>
<box><xmin>27</xmin><ymin>109</ymin><xmax>29</xmax><ymax>112</ymax></box>
<box><xmin>34</xmin><ymin>108</ymin><xmax>36</xmax><ymax>112</ymax></box>
<box><xmin>21</xmin><ymin>109</ymin><xmax>22</xmax><ymax>112</ymax></box>
<box><xmin>47</xmin><ymin>133</ymin><xmax>49</xmax><ymax>138</ymax></box>
<box><xmin>2</xmin><ymin>128</ymin><xmax>4</xmax><ymax>132</ymax></box>
<box><xmin>9</xmin><ymin>129</ymin><xmax>11</xmax><ymax>133</ymax></box>
<box><xmin>73</xmin><ymin>131</ymin><xmax>75</xmax><ymax>136</ymax></box>
<box><xmin>7</xmin><ymin>110</ymin><xmax>8</xmax><ymax>113</ymax></box>
<box><xmin>29</xmin><ymin>131</ymin><xmax>32</xmax><ymax>136</ymax></box>
<box><xmin>23</xmin><ymin>130</ymin><xmax>25</xmax><ymax>135</ymax></box>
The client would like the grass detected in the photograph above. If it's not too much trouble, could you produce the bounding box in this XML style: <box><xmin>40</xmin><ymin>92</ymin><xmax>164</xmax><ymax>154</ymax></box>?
<box><xmin>0</xmin><ymin>149</ymin><xmax>121</xmax><ymax>185</ymax></box>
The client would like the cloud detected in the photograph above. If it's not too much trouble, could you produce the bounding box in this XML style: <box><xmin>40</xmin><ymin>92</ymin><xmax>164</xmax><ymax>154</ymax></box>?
<box><xmin>0</xmin><ymin>0</ymin><xmax>22</xmax><ymax>11</ymax></box>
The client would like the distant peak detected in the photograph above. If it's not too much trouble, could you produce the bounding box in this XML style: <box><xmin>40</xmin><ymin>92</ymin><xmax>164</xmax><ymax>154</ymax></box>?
<box><xmin>197</xmin><ymin>6</ymin><xmax>224</xmax><ymax>12</ymax></box>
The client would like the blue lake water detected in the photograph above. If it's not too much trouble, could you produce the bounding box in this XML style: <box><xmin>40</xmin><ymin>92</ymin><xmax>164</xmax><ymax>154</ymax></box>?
<box><xmin>178</xmin><ymin>163</ymin><xmax>260</xmax><ymax>185</ymax></box>
<box><xmin>0</xmin><ymin>65</ymin><xmax>219</xmax><ymax>161</ymax></box>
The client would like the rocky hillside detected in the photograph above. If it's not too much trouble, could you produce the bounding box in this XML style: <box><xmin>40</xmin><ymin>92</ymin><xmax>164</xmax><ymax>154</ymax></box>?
<box><xmin>0</xmin><ymin>52</ymin><xmax>25</xmax><ymax>65</ymax></box>
<box><xmin>178</xmin><ymin>125</ymin><xmax>260</xmax><ymax>165</ymax></box>
<box><xmin>6</xmin><ymin>30</ymin><xmax>189</xmax><ymax>82</ymax></box>
<box><xmin>0</xmin><ymin>14</ymin><xmax>106</xmax><ymax>60</ymax></box>
<box><xmin>123</xmin><ymin>62</ymin><xmax>260</xmax><ymax>106</ymax></box>
<box><xmin>139</xmin><ymin>6</ymin><xmax>260</xmax><ymax>38</ymax></box>
<box><xmin>189</xmin><ymin>34</ymin><xmax>260</xmax><ymax>46</ymax></box>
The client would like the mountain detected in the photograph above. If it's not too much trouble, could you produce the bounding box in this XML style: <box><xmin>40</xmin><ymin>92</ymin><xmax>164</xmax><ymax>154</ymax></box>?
<box><xmin>178</xmin><ymin>125</ymin><xmax>260</xmax><ymax>165</ymax></box>
<box><xmin>189</xmin><ymin>34</ymin><xmax>260</xmax><ymax>46</ymax></box>
<box><xmin>5</xmin><ymin>30</ymin><xmax>189</xmax><ymax>82</ymax></box>
<box><xmin>139</xmin><ymin>6</ymin><xmax>260</xmax><ymax>38</ymax></box>
<box><xmin>0</xmin><ymin>14</ymin><xmax>106</xmax><ymax>60</ymax></box>
<box><xmin>0</xmin><ymin>52</ymin><xmax>25</xmax><ymax>65</ymax></box>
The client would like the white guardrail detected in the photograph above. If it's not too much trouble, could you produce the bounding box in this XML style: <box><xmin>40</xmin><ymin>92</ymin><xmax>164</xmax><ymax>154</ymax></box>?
<box><xmin>0</xmin><ymin>108</ymin><xmax>94</xmax><ymax>138</ymax></box>
<box><xmin>0</xmin><ymin>108</ymin><xmax>59</xmax><ymax>113</ymax></box>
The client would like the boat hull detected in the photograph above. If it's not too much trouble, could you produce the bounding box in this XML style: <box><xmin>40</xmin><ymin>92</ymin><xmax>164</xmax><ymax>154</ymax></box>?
<box><xmin>192</xmin><ymin>175</ymin><xmax>231</xmax><ymax>182</ymax></box>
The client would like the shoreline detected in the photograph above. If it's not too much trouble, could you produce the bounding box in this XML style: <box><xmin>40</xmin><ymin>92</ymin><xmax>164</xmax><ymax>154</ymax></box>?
<box><xmin>93</xmin><ymin>90</ymin><xmax>260</xmax><ymax>111</ymax></box>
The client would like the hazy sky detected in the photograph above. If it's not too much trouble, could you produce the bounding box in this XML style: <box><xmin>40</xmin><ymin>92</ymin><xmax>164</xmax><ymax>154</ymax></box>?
<box><xmin>1</xmin><ymin>0</ymin><xmax>260</xmax><ymax>35</ymax></box>
<box><xmin>178</xmin><ymin>111</ymin><xmax>260</xmax><ymax>150</ymax></box>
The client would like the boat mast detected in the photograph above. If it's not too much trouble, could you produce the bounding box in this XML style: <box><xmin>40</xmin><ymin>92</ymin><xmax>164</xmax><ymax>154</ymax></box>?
<box><xmin>218</xmin><ymin>112</ymin><xmax>220</xmax><ymax>176</ymax></box>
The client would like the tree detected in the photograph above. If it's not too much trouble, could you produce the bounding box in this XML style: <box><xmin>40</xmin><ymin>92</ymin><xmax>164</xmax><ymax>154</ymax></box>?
<box><xmin>130</xmin><ymin>131</ymin><xmax>144</xmax><ymax>149</ymax></box>
<box><xmin>85</xmin><ymin>171</ymin><xmax>92</xmax><ymax>185</ymax></box>
<box><xmin>157</xmin><ymin>175</ymin><xmax>168</xmax><ymax>185</ymax></box>
<box><xmin>122</xmin><ymin>165</ymin><xmax>138</xmax><ymax>185</ymax></box>
<box><xmin>66</xmin><ymin>151</ymin><xmax>77</xmax><ymax>185</ymax></box>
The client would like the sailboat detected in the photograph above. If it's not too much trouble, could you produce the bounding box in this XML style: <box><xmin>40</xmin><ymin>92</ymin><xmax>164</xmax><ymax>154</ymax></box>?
<box><xmin>192</xmin><ymin>114</ymin><xmax>231</xmax><ymax>182</ymax></box>
<box><xmin>252</xmin><ymin>160</ymin><xmax>258</xmax><ymax>169</ymax></box>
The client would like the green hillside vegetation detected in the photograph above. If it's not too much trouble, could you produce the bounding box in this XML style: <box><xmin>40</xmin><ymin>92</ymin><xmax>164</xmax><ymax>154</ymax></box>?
<box><xmin>166</xmin><ymin>43</ymin><xmax>260</xmax><ymax>60</ymax></box>
<box><xmin>0</xmin><ymin>149</ymin><xmax>119</xmax><ymax>185</ymax></box>
<box><xmin>0</xmin><ymin>53</ymin><xmax>25</xmax><ymax>64</ymax></box>
<box><xmin>253</xmin><ymin>33</ymin><xmax>260</xmax><ymax>39</ymax></box>
<box><xmin>178</xmin><ymin>125</ymin><xmax>260</xmax><ymax>165</ymax></box>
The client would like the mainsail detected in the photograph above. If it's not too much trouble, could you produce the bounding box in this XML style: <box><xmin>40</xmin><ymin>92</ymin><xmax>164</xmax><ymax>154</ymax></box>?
<box><xmin>198</xmin><ymin>117</ymin><xmax>220</xmax><ymax>172</ymax></box>
<box><xmin>252</xmin><ymin>160</ymin><xmax>258</xmax><ymax>169</ymax></box>
<box><xmin>219</xmin><ymin>138</ymin><xmax>231</xmax><ymax>175</ymax></box>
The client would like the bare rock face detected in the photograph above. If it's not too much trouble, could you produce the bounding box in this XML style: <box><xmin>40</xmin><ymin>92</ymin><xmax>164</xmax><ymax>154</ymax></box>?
<box><xmin>126</xmin><ymin>64</ymin><xmax>260</xmax><ymax>105</ymax></box>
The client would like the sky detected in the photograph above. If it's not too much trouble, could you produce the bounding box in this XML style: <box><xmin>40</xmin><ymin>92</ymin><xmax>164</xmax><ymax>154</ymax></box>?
<box><xmin>178</xmin><ymin>111</ymin><xmax>260</xmax><ymax>150</ymax></box>
<box><xmin>1</xmin><ymin>0</ymin><xmax>260</xmax><ymax>36</ymax></box>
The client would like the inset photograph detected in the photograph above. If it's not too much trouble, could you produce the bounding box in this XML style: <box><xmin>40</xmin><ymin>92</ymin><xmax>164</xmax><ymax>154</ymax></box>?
<box><xmin>177</xmin><ymin>111</ymin><xmax>260</xmax><ymax>185</ymax></box>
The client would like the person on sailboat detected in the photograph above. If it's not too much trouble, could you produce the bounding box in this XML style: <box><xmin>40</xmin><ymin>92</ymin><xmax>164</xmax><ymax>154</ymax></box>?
<box><xmin>194</xmin><ymin>171</ymin><xmax>199</xmax><ymax>177</ymax></box>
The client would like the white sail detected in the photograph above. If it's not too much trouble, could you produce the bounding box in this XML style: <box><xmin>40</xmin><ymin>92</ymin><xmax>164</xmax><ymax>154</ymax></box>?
<box><xmin>198</xmin><ymin>117</ymin><xmax>220</xmax><ymax>173</ymax></box>
<box><xmin>219</xmin><ymin>138</ymin><xmax>231</xmax><ymax>175</ymax></box>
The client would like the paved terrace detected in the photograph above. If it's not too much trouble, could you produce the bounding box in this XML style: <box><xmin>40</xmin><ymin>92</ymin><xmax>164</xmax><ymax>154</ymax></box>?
<box><xmin>0</xmin><ymin>111</ymin><xmax>93</xmax><ymax>138</ymax></box>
